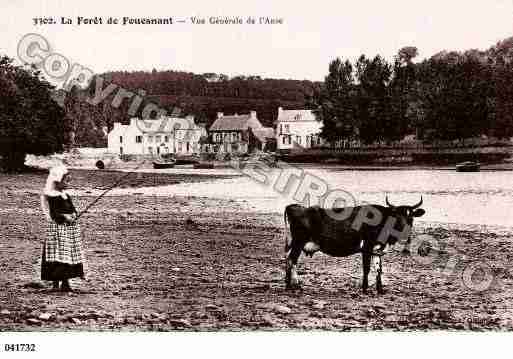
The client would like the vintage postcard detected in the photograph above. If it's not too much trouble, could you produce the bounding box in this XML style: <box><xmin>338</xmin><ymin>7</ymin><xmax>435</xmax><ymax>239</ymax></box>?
<box><xmin>1</xmin><ymin>0</ymin><xmax>513</xmax><ymax>357</ymax></box>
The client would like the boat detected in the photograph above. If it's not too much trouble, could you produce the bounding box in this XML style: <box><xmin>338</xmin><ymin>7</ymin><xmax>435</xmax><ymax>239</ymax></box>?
<box><xmin>456</xmin><ymin>161</ymin><xmax>480</xmax><ymax>172</ymax></box>
<box><xmin>193</xmin><ymin>162</ymin><xmax>215</xmax><ymax>169</ymax></box>
<box><xmin>175</xmin><ymin>155</ymin><xmax>200</xmax><ymax>165</ymax></box>
<box><xmin>152</xmin><ymin>154</ymin><xmax>176</xmax><ymax>169</ymax></box>
<box><xmin>153</xmin><ymin>160</ymin><xmax>175</xmax><ymax>169</ymax></box>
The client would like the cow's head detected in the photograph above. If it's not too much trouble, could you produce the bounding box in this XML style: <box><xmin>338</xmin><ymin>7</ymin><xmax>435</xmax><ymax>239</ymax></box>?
<box><xmin>385</xmin><ymin>196</ymin><xmax>425</xmax><ymax>237</ymax></box>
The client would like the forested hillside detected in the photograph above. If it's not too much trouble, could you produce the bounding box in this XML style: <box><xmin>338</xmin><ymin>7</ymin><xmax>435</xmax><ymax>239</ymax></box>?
<box><xmin>61</xmin><ymin>36</ymin><xmax>513</xmax><ymax>147</ymax></box>
<box><xmin>60</xmin><ymin>71</ymin><xmax>321</xmax><ymax>147</ymax></box>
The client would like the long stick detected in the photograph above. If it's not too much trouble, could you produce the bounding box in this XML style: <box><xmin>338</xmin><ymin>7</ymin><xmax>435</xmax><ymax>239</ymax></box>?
<box><xmin>74</xmin><ymin>160</ymin><xmax>147</xmax><ymax>221</ymax></box>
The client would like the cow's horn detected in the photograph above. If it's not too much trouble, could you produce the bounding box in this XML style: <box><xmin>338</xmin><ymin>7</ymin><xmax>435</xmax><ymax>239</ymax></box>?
<box><xmin>385</xmin><ymin>195</ymin><xmax>395</xmax><ymax>208</ymax></box>
<box><xmin>412</xmin><ymin>196</ymin><xmax>423</xmax><ymax>209</ymax></box>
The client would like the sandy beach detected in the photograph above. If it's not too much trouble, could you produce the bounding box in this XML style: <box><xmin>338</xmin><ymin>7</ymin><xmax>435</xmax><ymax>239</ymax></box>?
<box><xmin>1</xmin><ymin>167</ymin><xmax>513</xmax><ymax>330</ymax></box>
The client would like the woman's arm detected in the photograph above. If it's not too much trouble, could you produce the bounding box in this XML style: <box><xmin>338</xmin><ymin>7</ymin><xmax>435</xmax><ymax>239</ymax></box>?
<box><xmin>40</xmin><ymin>194</ymin><xmax>52</xmax><ymax>221</ymax></box>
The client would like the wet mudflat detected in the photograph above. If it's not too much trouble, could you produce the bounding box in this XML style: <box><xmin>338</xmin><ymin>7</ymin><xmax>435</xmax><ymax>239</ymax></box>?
<box><xmin>1</xmin><ymin>170</ymin><xmax>513</xmax><ymax>331</ymax></box>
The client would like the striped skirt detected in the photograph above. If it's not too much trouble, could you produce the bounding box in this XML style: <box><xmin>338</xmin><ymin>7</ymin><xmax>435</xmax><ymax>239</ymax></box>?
<box><xmin>41</xmin><ymin>221</ymin><xmax>85</xmax><ymax>281</ymax></box>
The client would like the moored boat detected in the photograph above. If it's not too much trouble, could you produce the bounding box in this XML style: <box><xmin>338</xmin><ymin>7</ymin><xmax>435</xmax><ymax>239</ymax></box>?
<box><xmin>456</xmin><ymin>161</ymin><xmax>480</xmax><ymax>172</ymax></box>
<box><xmin>153</xmin><ymin>154</ymin><xmax>176</xmax><ymax>169</ymax></box>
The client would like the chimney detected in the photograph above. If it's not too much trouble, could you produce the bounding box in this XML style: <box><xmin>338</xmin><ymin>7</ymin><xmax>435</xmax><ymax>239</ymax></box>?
<box><xmin>278</xmin><ymin>107</ymin><xmax>283</xmax><ymax>114</ymax></box>
<box><xmin>250</xmin><ymin>111</ymin><xmax>257</xmax><ymax>119</ymax></box>
<box><xmin>217</xmin><ymin>112</ymin><xmax>224</xmax><ymax>118</ymax></box>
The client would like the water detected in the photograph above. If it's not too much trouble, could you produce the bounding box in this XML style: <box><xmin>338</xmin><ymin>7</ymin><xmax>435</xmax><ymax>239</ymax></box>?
<box><xmin>108</xmin><ymin>167</ymin><xmax>513</xmax><ymax>227</ymax></box>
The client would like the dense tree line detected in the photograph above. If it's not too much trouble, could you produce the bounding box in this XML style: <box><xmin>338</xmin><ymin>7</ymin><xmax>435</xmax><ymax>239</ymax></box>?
<box><xmin>314</xmin><ymin>38</ymin><xmax>513</xmax><ymax>145</ymax></box>
<box><xmin>0</xmin><ymin>56</ymin><xmax>65</xmax><ymax>171</ymax></box>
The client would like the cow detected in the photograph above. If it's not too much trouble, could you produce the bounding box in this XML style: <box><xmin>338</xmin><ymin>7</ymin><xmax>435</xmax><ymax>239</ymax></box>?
<box><xmin>283</xmin><ymin>197</ymin><xmax>425</xmax><ymax>294</ymax></box>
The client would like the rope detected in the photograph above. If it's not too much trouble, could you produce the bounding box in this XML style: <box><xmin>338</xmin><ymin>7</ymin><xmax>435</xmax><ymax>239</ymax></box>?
<box><xmin>74</xmin><ymin>160</ymin><xmax>147</xmax><ymax>221</ymax></box>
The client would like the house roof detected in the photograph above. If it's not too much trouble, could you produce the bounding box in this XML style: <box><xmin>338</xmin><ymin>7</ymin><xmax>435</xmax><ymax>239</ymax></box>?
<box><xmin>210</xmin><ymin>114</ymin><xmax>262</xmax><ymax>131</ymax></box>
<box><xmin>252</xmin><ymin>127</ymin><xmax>275</xmax><ymax>143</ymax></box>
<box><xmin>132</xmin><ymin>116</ymin><xmax>199</xmax><ymax>133</ymax></box>
<box><xmin>276</xmin><ymin>109</ymin><xmax>317</xmax><ymax>123</ymax></box>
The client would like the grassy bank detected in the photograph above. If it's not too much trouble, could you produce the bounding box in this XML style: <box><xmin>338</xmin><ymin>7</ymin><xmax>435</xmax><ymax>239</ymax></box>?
<box><xmin>278</xmin><ymin>147</ymin><xmax>513</xmax><ymax>166</ymax></box>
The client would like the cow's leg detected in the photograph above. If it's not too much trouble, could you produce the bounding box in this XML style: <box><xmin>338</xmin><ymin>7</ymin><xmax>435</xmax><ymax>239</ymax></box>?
<box><xmin>374</xmin><ymin>255</ymin><xmax>385</xmax><ymax>294</ymax></box>
<box><xmin>286</xmin><ymin>245</ymin><xmax>302</xmax><ymax>289</ymax></box>
<box><xmin>362</xmin><ymin>252</ymin><xmax>371</xmax><ymax>293</ymax></box>
<box><xmin>402</xmin><ymin>238</ymin><xmax>411</xmax><ymax>255</ymax></box>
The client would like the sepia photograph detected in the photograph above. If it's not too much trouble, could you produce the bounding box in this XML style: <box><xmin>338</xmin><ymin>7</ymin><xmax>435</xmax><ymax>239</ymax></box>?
<box><xmin>1</xmin><ymin>0</ymin><xmax>513</xmax><ymax>356</ymax></box>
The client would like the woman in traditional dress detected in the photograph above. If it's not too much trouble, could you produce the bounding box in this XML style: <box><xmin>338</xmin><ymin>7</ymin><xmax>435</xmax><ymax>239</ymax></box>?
<box><xmin>40</xmin><ymin>165</ymin><xmax>85</xmax><ymax>292</ymax></box>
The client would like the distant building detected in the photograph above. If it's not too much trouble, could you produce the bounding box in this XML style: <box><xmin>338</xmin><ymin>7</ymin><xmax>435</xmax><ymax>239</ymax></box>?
<box><xmin>107</xmin><ymin>116</ymin><xmax>206</xmax><ymax>156</ymax></box>
<box><xmin>209</xmin><ymin>111</ymin><xmax>274</xmax><ymax>153</ymax></box>
<box><xmin>275</xmin><ymin>107</ymin><xmax>323</xmax><ymax>150</ymax></box>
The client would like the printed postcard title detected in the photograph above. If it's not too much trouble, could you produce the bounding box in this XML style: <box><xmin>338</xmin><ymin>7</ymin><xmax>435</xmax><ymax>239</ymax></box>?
<box><xmin>32</xmin><ymin>16</ymin><xmax>284</xmax><ymax>26</ymax></box>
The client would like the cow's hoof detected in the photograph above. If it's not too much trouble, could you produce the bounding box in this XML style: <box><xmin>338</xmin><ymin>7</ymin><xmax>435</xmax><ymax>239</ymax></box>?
<box><xmin>286</xmin><ymin>285</ymin><xmax>301</xmax><ymax>291</ymax></box>
<box><xmin>286</xmin><ymin>281</ymin><xmax>301</xmax><ymax>290</ymax></box>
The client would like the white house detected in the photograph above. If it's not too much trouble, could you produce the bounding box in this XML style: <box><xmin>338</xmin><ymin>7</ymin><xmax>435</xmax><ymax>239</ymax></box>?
<box><xmin>209</xmin><ymin>111</ymin><xmax>274</xmax><ymax>153</ymax></box>
<box><xmin>107</xmin><ymin>116</ymin><xmax>207</xmax><ymax>156</ymax></box>
<box><xmin>275</xmin><ymin>107</ymin><xmax>323</xmax><ymax>150</ymax></box>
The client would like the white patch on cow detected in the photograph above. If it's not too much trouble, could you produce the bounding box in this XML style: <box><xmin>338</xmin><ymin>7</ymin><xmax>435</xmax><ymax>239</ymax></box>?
<box><xmin>359</xmin><ymin>240</ymin><xmax>364</xmax><ymax>250</ymax></box>
<box><xmin>303</xmin><ymin>241</ymin><xmax>320</xmax><ymax>254</ymax></box>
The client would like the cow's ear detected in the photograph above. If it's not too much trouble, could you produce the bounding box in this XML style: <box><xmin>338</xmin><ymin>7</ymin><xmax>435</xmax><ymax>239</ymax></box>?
<box><xmin>412</xmin><ymin>209</ymin><xmax>425</xmax><ymax>217</ymax></box>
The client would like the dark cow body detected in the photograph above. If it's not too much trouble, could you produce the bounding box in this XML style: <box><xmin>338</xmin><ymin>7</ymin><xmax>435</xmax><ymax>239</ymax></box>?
<box><xmin>284</xmin><ymin>199</ymin><xmax>425</xmax><ymax>294</ymax></box>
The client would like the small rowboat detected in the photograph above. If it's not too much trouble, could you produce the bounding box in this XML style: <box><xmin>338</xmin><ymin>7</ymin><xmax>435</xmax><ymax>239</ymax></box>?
<box><xmin>153</xmin><ymin>154</ymin><xmax>176</xmax><ymax>169</ymax></box>
<box><xmin>456</xmin><ymin>161</ymin><xmax>480</xmax><ymax>172</ymax></box>
<box><xmin>193</xmin><ymin>162</ymin><xmax>215</xmax><ymax>169</ymax></box>
<box><xmin>153</xmin><ymin>160</ymin><xmax>175</xmax><ymax>169</ymax></box>
<box><xmin>175</xmin><ymin>155</ymin><xmax>200</xmax><ymax>165</ymax></box>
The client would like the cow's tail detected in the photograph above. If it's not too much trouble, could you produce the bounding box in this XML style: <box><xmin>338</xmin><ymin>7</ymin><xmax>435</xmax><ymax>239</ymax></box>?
<box><xmin>283</xmin><ymin>206</ymin><xmax>291</xmax><ymax>253</ymax></box>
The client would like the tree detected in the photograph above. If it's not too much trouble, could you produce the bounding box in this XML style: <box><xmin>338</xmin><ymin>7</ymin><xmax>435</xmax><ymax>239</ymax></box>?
<box><xmin>313</xmin><ymin>58</ymin><xmax>357</xmax><ymax>143</ymax></box>
<box><xmin>355</xmin><ymin>55</ymin><xmax>393</xmax><ymax>144</ymax></box>
<box><xmin>415</xmin><ymin>54</ymin><xmax>493</xmax><ymax>142</ymax></box>
<box><xmin>389</xmin><ymin>46</ymin><xmax>419</xmax><ymax>142</ymax></box>
<box><xmin>0</xmin><ymin>56</ymin><xmax>65</xmax><ymax>171</ymax></box>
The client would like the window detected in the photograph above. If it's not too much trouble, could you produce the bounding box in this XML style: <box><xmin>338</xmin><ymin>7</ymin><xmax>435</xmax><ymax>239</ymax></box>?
<box><xmin>232</xmin><ymin>133</ymin><xmax>237</xmax><ymax>142</ymax></box>
<box><xmin>186</xmin><ymin>142</ymin><xmax>190</xmax><ymax>152</ymax></box>
<box><xmin>148</xmin><ymin>147</ymin><xmax>153</xmax><ymax>154</ymax></box>
<box><xmin>282</xmin><ymin>136</ymin><xmax>286</xmax><ymax>145</ymax></box>
<box><xmin>148</xmin><ymin>136</ymin><xmax>153</xmax><ymax>143</ymax></box>
<box><xmin>280</xmin><ymin>124</ymin><xmax>283</xmax><ymax>134</ymax></box>
<box><xmin>156</xmin><ymin>135</ymin><xmax>161</xmax><ymax>143</ymax></box>
<box><xmin>288</xmin><ymin>135</ymin><xmax>292</xmax><ymax>145</ymax></box>
<box><xmin>120</xmin><ymin>147</ymin><xmax>123</xmax><ymax>155</ymax></box>
<box><xmin>119</xmin><ymin>136</ymin><xmax>123</xmax><ymax>143</ymax></box>
<box><xmin>135</xmin><ymin>136</ymin><xmax>142</xmax><ymax>143</ymax></box>
<box><xmin>164</xmin><ymin>136</ymin><xmax>169</xmax><ymax>142</ymax></box>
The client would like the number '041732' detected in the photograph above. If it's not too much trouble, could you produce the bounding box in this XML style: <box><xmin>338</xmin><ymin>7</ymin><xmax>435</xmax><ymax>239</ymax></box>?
<box><xmin>4</xmin><ymin>344</ymin><xmax>36</xmax><ymax>352</ymax></box>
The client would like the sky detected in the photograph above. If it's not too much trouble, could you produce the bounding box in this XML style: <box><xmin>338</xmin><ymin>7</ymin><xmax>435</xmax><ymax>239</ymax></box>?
<box><xmin>1</xmin><ymin>0</ymin><xmax>512</xmax><ymax>81</ymax></box>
